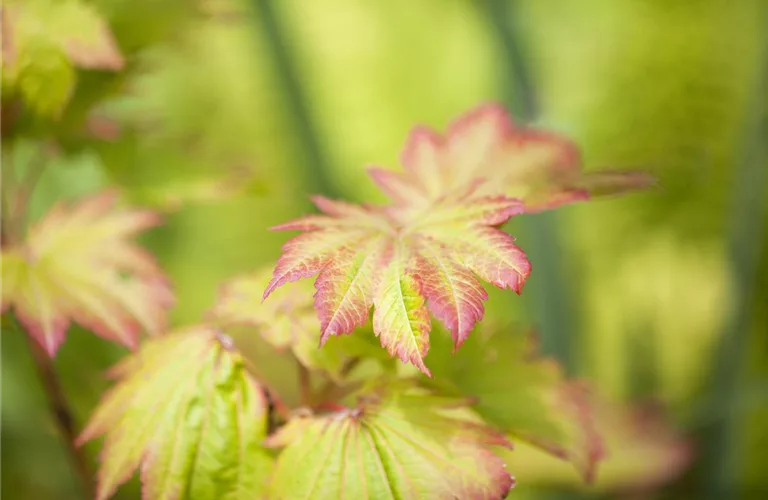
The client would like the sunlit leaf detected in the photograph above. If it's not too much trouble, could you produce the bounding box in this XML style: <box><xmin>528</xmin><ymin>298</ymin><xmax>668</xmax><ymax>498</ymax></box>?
<box><xmin>369</xmin><ymin>103</ymin><xmax>652</xmax><ymax>215</ymax></box>
<box><xmin>78</xmin><ymin>327</ymin><xmax>273</xmax><ymax>500</ymax></box>
<box><xmin>1</xmin><ymin>191</ymin><xmax>174</xmax><ymax>356</ymax></box>
<box><xmin>266</xmin><ymin>382</ymin><xmax>515</xmax><ymax>499</ymax></box>
<box><xmin>210</xmin><ymin>267</ymin><xmax>377</xmax><ymax>380</ymax></box>
<box><xmin>427</xmin><ymin>327</ymin><xmax>604</xmax><ymax>482</ymax></box>
<box><xmin>264</xmin><ymin>186</ymin><xmax>530</xmax><ymax>376</ymax></box>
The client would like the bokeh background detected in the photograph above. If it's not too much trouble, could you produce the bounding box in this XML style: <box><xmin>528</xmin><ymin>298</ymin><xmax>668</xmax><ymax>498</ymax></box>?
<box><xmin>2</xmin><ymin>0</ymin><xmax>767</xmax><ymax>499</ymax></box>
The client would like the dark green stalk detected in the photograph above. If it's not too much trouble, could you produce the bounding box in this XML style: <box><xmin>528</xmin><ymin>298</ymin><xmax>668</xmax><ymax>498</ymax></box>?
<box><xmin>702</xmin><ymin>26</ymin><xmax>768</xmax><ymax>499</ymax></box>
<box><xmin>483</xmin><ymin>0</ymin><xmax>575</xmax><ymax>374</ymax></box>
<box><xmin>249</xmin><ymin>0</ymin><xmax>339</xmax><ymax>198</ymax></box>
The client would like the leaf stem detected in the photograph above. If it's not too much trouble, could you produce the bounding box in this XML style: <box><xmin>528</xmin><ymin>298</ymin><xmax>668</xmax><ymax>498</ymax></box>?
<box><xmin>312</xmin><ymin>357</ymin><xmax>362</xmax><ymax>408</ymax></box>
<box><xmin>297</xmin><ymin>358</ymin><xmax>313</xmax><ymax>407</ymax></box>
<box><xmin>24</xmin><ymin>330</ymin><xmax>96</xmax><ymax>497</ymax></box>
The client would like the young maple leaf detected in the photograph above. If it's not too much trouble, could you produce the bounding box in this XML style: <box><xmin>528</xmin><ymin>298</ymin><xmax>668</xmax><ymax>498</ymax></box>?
<box><xmin>1</xmin><ymin>191</ymin><xmax>174</xmax><ymax>356</ymax></box>
<box><xmin>78</xmin><ymin>327</ymin><xmax>273</xmax><ymax>500</ymax></box>
<box><xmin>369</xmin><ymin>103</ymin><xmax>653</xmax><ymax>217</ymax></box>
<box><xmin>210</xmin><ymin>268</ymin><xmax>368</xmax><ymax>381</ymax></box>
<box><xmin>265</xmin><ymin>383</ymin><xmax>515</xmax><ymax>499</ymax></box>
<box><xmin>263</xmin><ymin>184</ymin><xmax>531</xmax><ymax>376</ymax></box>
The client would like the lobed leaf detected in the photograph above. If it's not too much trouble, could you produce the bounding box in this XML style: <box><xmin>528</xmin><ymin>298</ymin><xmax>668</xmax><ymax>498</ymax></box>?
<box><xmin>370</xmin><ymin>103</ymin><xmax>652</xmax><ymax>215</ymax></box>
<box><xmin>1</xmin><ymin>191</ymin><xmax>174</xmax><ymax>356</ymax></box>
<box><xmin>265</xmin><ymin>383</ymin><xmax>515</xmax><ymax>499</ymax></box>
<box><xmin>427</xmin><ymin>328</ymin><xmax>605</xmax><ymax>483</ymax></box>
<box><xmin>209</xmin><ymin>268</ymin><xmax>375</xmax><ymax>380</ymax></box>
<box><xmin>264</xmin><ymin>189</ymin><xmax>530</xmax><ymax>376</ymax></box>
<box><xmin>78</xmin><ymin>327</ymin><xmax>273</xmax><ymax>500</ymax></box>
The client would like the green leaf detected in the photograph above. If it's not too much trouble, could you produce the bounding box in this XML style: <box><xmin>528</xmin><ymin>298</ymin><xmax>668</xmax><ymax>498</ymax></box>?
<box><xmin>266</xmin><ymin>382</ymin><xmax>515</xmax><ymax>499</ymax></box>
<box><xmin>209</xmin><ymin>267</ymin><xmax>384</xmax><ymax>381</ymax></box>
<box><xmin>78</xmin><ymin>327</ymin><xmax>273</xmax><ymax>500</ymax></box>
<box><xmin>427</xmin><ymin>327</ymin><xmax>604</xmax><ymax>483</ymax></box>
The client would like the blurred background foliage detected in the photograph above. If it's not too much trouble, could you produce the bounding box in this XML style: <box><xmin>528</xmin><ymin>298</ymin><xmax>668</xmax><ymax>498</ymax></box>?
<box><xmin>2</xmin><ymin>0</ymin><xmax>767</xmax><ymax>498</ymax></box>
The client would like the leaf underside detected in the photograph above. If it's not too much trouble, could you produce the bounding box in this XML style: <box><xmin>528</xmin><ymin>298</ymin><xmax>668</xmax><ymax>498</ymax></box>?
<box><xmin>264</xmin><ymin>103</ymin><xmax>650</xmax><ymax>374</ymax></box>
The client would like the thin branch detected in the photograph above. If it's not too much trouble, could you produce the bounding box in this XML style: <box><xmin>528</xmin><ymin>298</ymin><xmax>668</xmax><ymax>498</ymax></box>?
<box><xmin>24</xmin><ymin>332</ymin><xmax>96</xmax><ymax>497</ymax></box>
<box><xmin>2</xmin><ymin>147</ymin><xmax>94</xmax><ymax>497</ymax></box>
<box><xmin>312</xmin><ymin>357</ymin><xmax>362</xmax><ymax>408</ymax></box>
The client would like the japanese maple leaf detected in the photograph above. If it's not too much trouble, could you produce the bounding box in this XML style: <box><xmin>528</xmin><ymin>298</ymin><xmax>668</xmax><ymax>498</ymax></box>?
<box><xmin>265</xmin><ymin>382</ymin><xmax>514</xmax><ymax>499</ymax></box>
<box><xmin>1</xmin><ymin>191</ymin><xmax>174</xmax><ymax>356</ymax></box>
<box><xmin>369</xmin><ymin>103</ymin><xmax>653</xmax><ymax>218</ymax></box>
<box><xmin>263</xmin><ymin>185</ymin><xmax>531</xmax><ymax>376</ymax></box>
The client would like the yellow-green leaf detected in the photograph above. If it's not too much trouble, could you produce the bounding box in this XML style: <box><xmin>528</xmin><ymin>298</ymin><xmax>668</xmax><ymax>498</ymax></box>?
<box><xmin>266</xmin><ymin>383</ymin><xmax>515</xmax><ymax>499</ymax></box>
<box><xmin>78</xmin><ymin>327</ymin><xmax>273</xmax><ymax>500</ymax></box>
<box><xmin>1</xmin><ymin>191</ymin><xmax>174</xmax><ymax>356</ymax></box>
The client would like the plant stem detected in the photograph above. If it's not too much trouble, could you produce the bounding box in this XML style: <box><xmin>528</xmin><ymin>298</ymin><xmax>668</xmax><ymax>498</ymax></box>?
<box><xmin>2</xmin><ymin>145</ymin><xmax>94</xmax><ymax>497</ymax></box>
<box><xmin>297</xmin><ymin>359</ymin><xmax>312</xmax><ymax>407</ymax></box>
<box><xmin>24</xmin><ymin>329</ymin><xmax>96</xmax><ymax>497</ymax></box>
<box><xmin>313</xmin><ymin>357</ymin><xmax>362</xmax><ymax>408</ymax></box>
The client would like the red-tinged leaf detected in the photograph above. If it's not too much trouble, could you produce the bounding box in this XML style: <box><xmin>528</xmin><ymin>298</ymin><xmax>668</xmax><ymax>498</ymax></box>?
<box><xmin>427</xmin><ymin>327</ymin><xmax>605</xmax><ymax>483</ymax></box>
<box><xmin>78</xmin><ymin>327</ymin><xmax>273</xmax><ymax>500</ymax></box>
<box><xmin>1</xmin><ymin>191</ymin><xmax>174</xmax><ymax>356</ymax></box>
<box><xmin>265</xmin><ymin>383</ymin><xmax>515</xmax><ymax>499</ymax></box>
<box><xmin>372</xmin><ymin>103</ymin><xmax>651</xmax><ymax>214</ymax></box>
<box><xmin>265</xmin><ymin>189</ymin><xmax>530</xmax><ymax>375</ymax></box>
<box><xmin>498</xmin><ymin>401</ymin><xmax>692</xmax><ymax>493</ymax></box>
<box><xmin>209</xmin><ymin>268</ymin><xmax>373</xmax><ymax>380</ymax></box>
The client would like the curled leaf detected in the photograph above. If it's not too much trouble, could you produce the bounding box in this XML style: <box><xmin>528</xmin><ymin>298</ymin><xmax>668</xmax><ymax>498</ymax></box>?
<box><xmin>264</xmin><ymin>186</ymin><xmax>530</xmax><ymax>376</ymax></box>
<box><xmin>427</xmin><ymin>328</ymin><xmax>605</xmax><ymax>483</ymax></box>
<box><xmin>1</xmin><ymin>191</ymin><xmax>174</xmax><ymax>356</ymax></box>
<box><xmin>265</xmin><ymin>383</ymin><xmax>515</xmax><ymax>499</ymax></box>
<box><xmin>78</xmin><ymin>327</ymin><xmax>273</xmax><ymax>500</ymax></box>
<box><xmin>370</xmin><ymin>103</ymin><xmax>652</xmax><ymax>215</ymax></box>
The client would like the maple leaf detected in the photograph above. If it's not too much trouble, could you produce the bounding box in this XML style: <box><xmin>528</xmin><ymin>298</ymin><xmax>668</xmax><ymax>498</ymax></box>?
<box><xmin>265</xmin><ymin>382</ymin><xmax>515</xmax><ymax>499</ymax></box>
<box><xmin>499</xmin><ymin>399</ymin><xmax>692</xmax><ymax>493</ymax></box>
<box><xmin>369</xmin><ymin>103</ymin><xmax>653</xmax><ymax>216</ymax></box>
<box><xmin>263</xmin><ymin>186</ymin><xmax>531</xmax><ymax>376</ymax></box>
<box><xmin>78</xmin><ymin>327</ymin><xmax>273</xmax><ymax>500</ymax></box>
<box><xmin>1</xmin><ymin>191</ymin><xmax>174</xmax><ymax>356</ymax></box>
<box><xmin>209</xmin><ymin>268</ymin><xmax>379</xmax><ymax>380</ymax></box>
<box><xmin>427</xmin><ymin>327</ymin><xmax>605</xmax><ymax>483</ymax></box>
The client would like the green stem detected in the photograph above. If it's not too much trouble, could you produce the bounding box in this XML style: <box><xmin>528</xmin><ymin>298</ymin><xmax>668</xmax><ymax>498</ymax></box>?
<box><xmin>483</xmin><ymin>0</ymin><xmax>575</xmax><ymax>374</ymax></box>
<box><xmin>702</xmin><ymin>26</ymin><xmax>768</xmax><ymax>499</ymax></box>
<box><xmin>249</xmin><ymin>0</ymin><xmax>340</xmax><ymax>198</ymax></box>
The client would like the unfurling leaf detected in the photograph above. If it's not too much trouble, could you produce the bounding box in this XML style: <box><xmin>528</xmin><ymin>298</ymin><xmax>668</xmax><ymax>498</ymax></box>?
<box><xmin>428</xmin><ymin>328</ymin><xmax>604</xmax><ymax>483</ymax></box>
<box><xmin>210</xmin><ymin>268</ymin><xmax>362</xmax><ymax>380</ymax></box>
<box><xmin>78</xmin><ymin>327</ymin><xmax>273</xmax><ymax>500</ymax></box>
<box><xmin>1</xmin><ymin>191</ymin><xmax>174</xmax><ymax>356</ymax></box>
<box><xmin>266</xmin><ymin>383</ymin><xmax>515</xmax><ymax>499</ymax></box>
<box><xmin>369</xmin><ymin>103</ymin><xmax>652</xmax><ymax>215</ymax></box>
<box><xmin>264</xmin><ymin>185</ymin><xmax>531</xmax><ymax>376</ymax></box>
